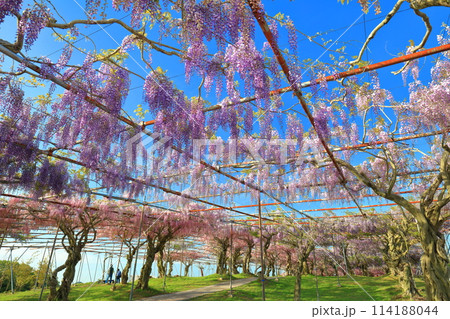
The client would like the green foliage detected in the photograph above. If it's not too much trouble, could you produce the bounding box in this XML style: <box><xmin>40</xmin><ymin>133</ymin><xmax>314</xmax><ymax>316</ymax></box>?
<box><xmin>34</xmin><ymin>258</ymin><xmax>51</xmax><ymax>290</ymax></box>
<box><xmin>134</xmin><ymin>104</ymin><xmax>149</xmax><ymax>119</ymax></box>
<box><xmin>96</xmin><ymin>48</ymin><xmax>129</xmax><ymax>64</ymax></box>
<box><xmin>0</xmin><ymin>260</ymin><xmax>36</xmax><ymax>293</ymax></box>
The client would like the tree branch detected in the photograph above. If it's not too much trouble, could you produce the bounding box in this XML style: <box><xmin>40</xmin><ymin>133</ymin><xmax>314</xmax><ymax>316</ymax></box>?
<box><xmin>336</xmin><ymin>158</ymin><xmax>423</xmax><ymax>221</ymax></box>
<box><xmin>350</xmin><ymin>0</ymin><xmax>406</xmax><ymax>66</ymax></box>
<box><xmin>48</xmin><ymin>18</ymin><xmax>183</xmax><ymax>58</ymax></box>
<box><xmin>392</xmin><ymin>8</ymin><xmax>432</xmax><ymax>75</ymax></box>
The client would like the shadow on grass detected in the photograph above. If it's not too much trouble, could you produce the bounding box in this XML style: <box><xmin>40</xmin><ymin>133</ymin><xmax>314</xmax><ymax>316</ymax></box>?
<box><xmin>190</xmin><ymin>275</ymin><xmax>425</xmax><ymax>301</ymax></box>
<box><xmin>0</xmin><ymin>274</ymin><xmax>424</xmax><ymax>301</ymax></box>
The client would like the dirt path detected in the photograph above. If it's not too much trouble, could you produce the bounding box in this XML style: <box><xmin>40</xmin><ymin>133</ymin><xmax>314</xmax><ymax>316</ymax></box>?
<box><xmin>138</xmin><ymin>277</ymin><xmax>258</xmax><ymax>301</ymax></box>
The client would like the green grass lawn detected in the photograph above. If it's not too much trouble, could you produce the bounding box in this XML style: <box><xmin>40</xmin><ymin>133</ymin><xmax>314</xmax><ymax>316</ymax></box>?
<box><xmin>190</xmin><ymin>275</ymin><xmax>426</xmax><ymax>301</ymax></box>
<box><xmin>0</xmin><ymin>273</ymin><xmax>251</xmax><ymax>301</ymax></box>
<box><xmin>0</xmin><ymin>274</ymin><xmax>424</xmax><ymax>301</ymax></box>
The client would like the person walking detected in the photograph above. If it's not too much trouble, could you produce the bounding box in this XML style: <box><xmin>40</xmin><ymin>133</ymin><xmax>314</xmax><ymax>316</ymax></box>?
<box><xmin>116</xmin><ymin>269</ymin><xmax>122</xmax><ymax>284</ymax></box>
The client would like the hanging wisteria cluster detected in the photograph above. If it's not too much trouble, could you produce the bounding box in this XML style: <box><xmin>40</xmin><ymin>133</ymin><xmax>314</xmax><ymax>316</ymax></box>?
<box><xmin>0</xmin><ymin>0</ymin><xmax>448</xmax><ymax>211</ymax></box>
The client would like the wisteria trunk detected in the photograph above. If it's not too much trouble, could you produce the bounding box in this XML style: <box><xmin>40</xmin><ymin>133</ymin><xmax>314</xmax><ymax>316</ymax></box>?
<box><xmin>216</xmin><ymin>249</ymin><xmax>228</xmax><ymax>275</ymax></box>
<box><xmin>286</xmin><ymin>254</ymin><xmax>294</xmax><ymax>276</ymax></box>
<box><xmin>342</xmin><ymin>244</ymin><xmax>352</xmax><ymax>275</ymax></box>
<box><xmin>121</xmin><ymin>246</ymin><xmax>137</xmax><ymax>285</ymax></box>
<box><xmin>418</xmin><ymin>220</ymin><xmax>450</xmax><ymax>301</ymax></box>
<box><xmin>265</xmin><ymin>261</ymin><xmax>272</xmax><ymax>277</ymax></box>
<box><xmin>302</xmin><ymin>260</ymin><xmax>311</xmax><ymax>275</ymax></box>
<box><xmin>242</xmin><ymin>249</ymin><xmax>252</xmax><ymax>274</ymax></box>
<box><xmin>232</xmin><ymin>249</ymin><xmax>241</xmax><ymax>274</ymax></box>
<box><xmin>47</xmin><ymin>249</ymin><xmax>82</xmax><ymax>301</ymax></box>
<box><xmin>360</xmin><ymin>262</ymin><xmax>369</xmax><ymax>277</ymax></box>
<box><xmin>385</xmin><ymin>256</ymin><xmax>420</xmax><ymax>298</ymax></box>
<box><xmin>294</xmin><ymin>263</ymin><xmax>304</xmax><ymax>301</ymax></box>
<box><xmin>215</xmin><ymin>241</ymin><xmax>228</xmax><ymax>275</ymax></box>
<box><xmin>157</xmin><ymin>253</ymin><xmax>165</xmax><ymax>278</ymax></box>
<box><xmin>294</xmin><ymin>254</ymin><xmax>310</xmax><ymax>301</ymax></box>
<box><xmin>294</xmin><ymin>273</ymin><xmax>302</xmax><ymax>301</ymax></box>
<box><xmin>136</xmin><ymin>243</ymin><xmax>157</xmax><ymax>290</ymax></box>
<box><xmin>168</xmin><ymin>261</ymin><xmax>173</xmax><ymax>277</ymax></box>
<box><xmin>399</xmin><ymin>264</ymin><xmax>421</xmax><ymax>299</ymax></box>
<box><xmin>334</xmin><ymin>265</ymin><xmax>342</xmax><ymax>287</ymax></box>
<box><xmin>184</xmin><ymin>264</ymin><xmax>191</xmax><ymax>277</ymax></box>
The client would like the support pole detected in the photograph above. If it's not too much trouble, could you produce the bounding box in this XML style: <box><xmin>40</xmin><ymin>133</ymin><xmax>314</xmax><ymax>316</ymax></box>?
<box><xmin>229</xmin><ymin>221</ymin><xmax>233</xmax><ymax>297</ymax></box>
<box><xmin>34</xmin><ymin>242</ymin><xmax>49</xmax><ymax>290</ymax></box>
<box><xmin>93</xmin><ymin>253</ymin><xmax>100</xmax><ymax>282</ymax></box>
<box><xmin>40</xmin><ymin>229</ymin><xmax>58</xmax><ymax>301</ymax></box>
<box><xmin>102</xmin><ymin>253</ymin><xmax>106</xmax><ymax>283</ymax></box>
<box><xmin>129</xmin><ymin>201</ymin><xmax>145</xmax><ymax>301</ymax></box>
<box><xmin>258</xmin><ymin>193</ymin><xmax>266</xmax><ymax>301</ymax></box>
<box><xmin>85</xmin><ymin>251</ymin><xmax>92</xmax><ymax>283</ymax></box>
<box><xmin>9</xmin><ymin>247</ymin><xmax>14</xmax><ymax>294</ymax></box>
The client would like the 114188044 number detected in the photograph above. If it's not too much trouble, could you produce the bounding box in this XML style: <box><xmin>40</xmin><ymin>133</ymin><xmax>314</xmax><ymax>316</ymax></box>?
<box><xmin>372</xmin><ymin>305</ymin><xmax>438</xmax><ymax>316</ymax></box>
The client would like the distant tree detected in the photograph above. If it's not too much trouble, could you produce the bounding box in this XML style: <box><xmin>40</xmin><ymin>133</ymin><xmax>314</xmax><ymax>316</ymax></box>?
<box><xmin>98</xmin><ymin>204</ymin><xmax>146</xmax><ymax>285</ymax></box>
<box><xmin>27</xmin><ymin>198</ymin><xmax>104</xmax><ymax>300</ymax></box>
<box><xmin>0</xmin><ymin>260</ymin><xmax>35</xmax><ymax>293</ymax></box>
<box><xmin>34</xmin><ymin>257</ymin><xmax>51</xmax><ymax>289</ymax></box>
<box><xmin>136</xmin><ymin>210</ymin><xmax>203</xmax><ymax>290</ymax></box>
<box><xmin>279</xmin><ymin>221</ymin><xmax>315</xmax><ymax>301</ymax></box>
<box><xmin>236</xmin><ymin>226</ymin><xmax>257</xmax><ymax>274</ymax></box>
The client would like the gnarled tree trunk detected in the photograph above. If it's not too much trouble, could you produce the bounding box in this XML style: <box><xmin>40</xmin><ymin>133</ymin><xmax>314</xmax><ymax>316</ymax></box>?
<box><xmin>47</xmin><ymin>248</ymin><xmax>82</xmax><ymax>301</ymax></box>
<box><xmin>232</xmin><ymin>247</ymin><xmax>242</xmax><ymax>274</ymax></box>
<box><xmin>184</xmin><ymin>264</ymin><xmax>191</xmax><ymax>277</ymax></box>
<box><xmin>286</xmin><ymin>251</ymin><xmax>294</xmax><ymax>276</ymax></box>
<box><xmin>157</xmin><ymin>251</ymin><xmax>165</xmax><ymax>278</ymax></box>
<box><xmin>168</xmin><ymin>260</ymin><xmax>173</xmax><ymax>277</ymax></box>
<box><xmin>294</xmin><ymin>243</ymin><xmax>314</xmax><ymax>301</ymax></box>
<box><xmin>242</xmin><ymin>244</ymin><xmax>253</xmax><ymax>274</ymax></box>
<box><xmin>215</xmin><ymin>239</ymin><xmax>229</xmax><ymax>275</ymax></box>
<box><xmin>136</xmin><ymin>232</ymin><xmax>172</xmax><ymax>290</ymax></box>
<box><xmin>382</xmin><ymin>226</ymin><xmax>420</xmax><ymax>299</ymax></box>
<box><xmin>46</xmin><ymin>217</ymin><xmax>97</xmax><ymax>301</ymax></box>
<box><xmin>407</xmin><ymin>0</ymin><xmax>450</xmax><ymax>10</ymax></box>
<box><xmin>337</xmin><ymin>152</ymin><xmax>450</xmax><ymax>300</ymax></box>
<box><xmin>216</xmin><ymin>248</ymin><xmax>228</xmax><ymax>275</ymax></box>
<box><xmin>294</xmin><ymin>269</ymin><xmax>302</xmax><ymax>301</ymax></box>
<box><xmin>121</xmin><ymin>244</ymin><xmax>138</xmax><ymax>284</ymax></box>
<box><xmin>418</xmin><ymin>218</ymin><xmax>449</xmax><ymax>300</ymax></box>
<box><xmin>136</xmin><ymin>239</ymin><xmax>157</xmax><ymax>290</ymax></box>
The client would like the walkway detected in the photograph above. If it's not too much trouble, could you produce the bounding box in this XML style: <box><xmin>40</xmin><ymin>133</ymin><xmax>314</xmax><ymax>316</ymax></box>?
<box><xmin>138</xmin><ymin>277</ymin><xmax>258</xmax><ymax>301</ymax></box>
